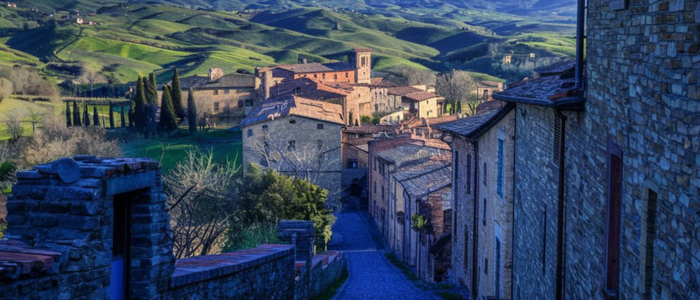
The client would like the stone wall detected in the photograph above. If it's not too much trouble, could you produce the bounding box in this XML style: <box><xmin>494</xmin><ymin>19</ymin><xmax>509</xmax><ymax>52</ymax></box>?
<box><xmin>577</xmin><ymin>0</ymin><xmax>700</xmax><ymax>299</ymax></box>
<box><xmin>2</xmin><ymin>157</ymin><xmax>174</xmax><ymax>300</ymax></box>
<box><xmin>164</xmin><ymin>245</ymin><xmax>295</xmax><ymax>300</ymax></box>
<box><xmin>511</xmin><ymin>105</ymin><xmax>560</xmax><ymax>299</ymax></box>
<box><xmin>450</xmin><ymin>136</ymin><xmax>476</xmax><ymax>289</ymax></box>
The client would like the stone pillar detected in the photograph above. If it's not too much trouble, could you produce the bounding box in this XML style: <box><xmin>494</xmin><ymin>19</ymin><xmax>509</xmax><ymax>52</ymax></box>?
<box><xmin>277</xmin><ymin>220</ymin><xmax>314</xmax><ymax>262</ymax></box>
<box><xmin>278</xmin><ymin>220</ymin><xmax>314</xmax><ymax>300</ymax></box>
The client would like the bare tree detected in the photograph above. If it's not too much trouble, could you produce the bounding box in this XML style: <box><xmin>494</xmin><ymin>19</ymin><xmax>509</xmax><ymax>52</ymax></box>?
<box><xmin>383</xmin><ymin>66</ymin><xmax>436</xmax><ymax>86</ymax></box>
<box><xmin>166</xmin><ymin>150</ymin><xmax>240</xmax><ymax>259</ymax></box>
<box><xmin>250</xmin><ymin>128</ymin><xmax>342</xmax><ymax>211</ymax></box>
<box><xmin>78</xmin><ymin>64</ymin><xmax>107</xmax><ymax>99</ymax></box>
<box><xmin>4</xmin><ymin>111</ymin><xmax>24</xmax><ymax>143</ymax></box>
<box><xmin>26</xmin><ymin>107</ymin><xmax>45</xmax><ymax>133</ymax></box>
<box><xmin>436</xmin><ymin>70</ymin><xmax>477</xmax><ymax>115</ymax></box>
<box><xmin>0</xmin><ymin>78</ymin><xmax>13</xmax><ymax>101</ymax></box>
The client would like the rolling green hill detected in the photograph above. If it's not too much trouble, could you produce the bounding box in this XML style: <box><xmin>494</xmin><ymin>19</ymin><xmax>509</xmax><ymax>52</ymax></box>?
<box><xmin>2</xmin><ymin>1</ymin><xmax>576</xmax><ymax>84</ymax></box>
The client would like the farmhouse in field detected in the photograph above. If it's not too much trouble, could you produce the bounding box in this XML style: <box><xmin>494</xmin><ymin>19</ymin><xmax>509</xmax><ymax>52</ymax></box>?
<box><xmin>160</xmin><ymin>68</ymin><xmax>260</xmax><ymax>126</ymax></box>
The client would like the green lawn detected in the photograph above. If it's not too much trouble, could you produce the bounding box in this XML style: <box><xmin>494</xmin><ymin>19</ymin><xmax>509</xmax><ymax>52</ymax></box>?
<box><xmin>0</xmin><ymin>97</ymin><xmax>61</xmax><ymax>140</ymax></box>
<box><xmin>120</xmin><ymin>129</ymin><xmax>242</xmax><ymax>173</ymax></box>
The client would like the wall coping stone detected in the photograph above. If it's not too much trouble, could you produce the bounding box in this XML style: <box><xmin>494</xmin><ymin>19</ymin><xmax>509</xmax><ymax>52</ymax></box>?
<box><xmin>170</xmin><ymin>244</ymin><xmax>294</xmax><ymax>288</ymax></box>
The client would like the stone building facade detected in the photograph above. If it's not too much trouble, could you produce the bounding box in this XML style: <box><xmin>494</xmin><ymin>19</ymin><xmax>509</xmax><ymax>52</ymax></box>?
<box><xmin>438</xmin><ymin>104</ymin><xmax>516</xmax><ymax>299</ymax></box>
<box><xmin>240</xmin><ymin>95</ymin><xmax>344</xmax><ymax>197</ymax></box>
<box><xmin>160</xmin><ymin>70</ymin><xmax>260</xmax><ymax>126</ymax></box>
<box><xmin>489</xmin><ymin>1</ymin><xmax>699</xmax><ymax>299</ymax></box>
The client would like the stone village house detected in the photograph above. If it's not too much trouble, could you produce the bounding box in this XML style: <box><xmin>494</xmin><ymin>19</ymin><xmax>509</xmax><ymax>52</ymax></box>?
<box><xmin>0</xmin><ymin>157</ymin><xmax>345</xmax><ymax>300</ymax></box>
<box><xmin>240</xmin><ymin>95</ymin><xmax>344</xmax><ymax>198</ymax></box>
<box><xmin>159</xmin><ymin>68</ymin><xmax>260</xmax><ymax>126</ymax></box>
<box><xmin>437</xmin><ymin>104</ymin><xmax>516</xmax><ymax>299</ymax></box>
<box><xmin>367</xmin><ymin>137</ymin><xmax>453</xmax><ymax>282</ymax></box>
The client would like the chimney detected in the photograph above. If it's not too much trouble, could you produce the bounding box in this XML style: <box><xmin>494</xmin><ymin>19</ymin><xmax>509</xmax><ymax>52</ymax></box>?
<box><xmin>303</xmin><ymin>58</ymin><xmax>308</xmax><ymax>64</ymax></box>
<box><xmin>208</xmin><ymin>68</ymin><xmax>224</xmax><ymax>81</ymax></box>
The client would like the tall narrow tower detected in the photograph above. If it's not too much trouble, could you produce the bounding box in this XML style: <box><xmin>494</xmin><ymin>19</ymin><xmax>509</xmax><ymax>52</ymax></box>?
<box><xmin>354</xmin><ymin>48</ymin><xmax>372</xmax><ymax>84</ymax></box>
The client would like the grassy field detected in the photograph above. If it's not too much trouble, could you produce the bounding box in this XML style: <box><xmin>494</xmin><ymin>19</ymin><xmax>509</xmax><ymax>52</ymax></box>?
<box><xmin>120</xmin><ymin>129</ymin><xmax>242</xmax><ymax>173</ymax></box>
<box><xmin>0</xmin><ymin>97</ymin><xmax>62</xmax><ymax>140</ymax></box>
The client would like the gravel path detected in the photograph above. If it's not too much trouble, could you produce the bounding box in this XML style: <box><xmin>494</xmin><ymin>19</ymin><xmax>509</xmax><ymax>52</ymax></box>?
<box><xmin>329</xmin><ymin>208</ymin><xmax>439</xmax><ymax>300</ymax></box>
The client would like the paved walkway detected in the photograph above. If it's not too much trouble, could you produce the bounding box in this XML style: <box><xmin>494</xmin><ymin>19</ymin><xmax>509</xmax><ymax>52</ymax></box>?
<box><xmin>329</xmin><ymin>208</ymin><xmax>439</xmax><ymax>300</ymax></box>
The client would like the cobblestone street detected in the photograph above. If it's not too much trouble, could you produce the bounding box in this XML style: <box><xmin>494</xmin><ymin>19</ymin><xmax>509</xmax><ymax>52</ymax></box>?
<box><xmin>328</xmin><ymin>208</ymin><xmax>439</xmax><ymax>300</ymax></box>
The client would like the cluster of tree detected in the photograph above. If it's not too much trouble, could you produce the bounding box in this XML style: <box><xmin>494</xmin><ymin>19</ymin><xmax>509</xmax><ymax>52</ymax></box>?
<box><xmin>0</xmin><ymin>66</ymin><xmax>59</xmax><ymax>100</ymax></box>
<box><xmin>166</xmin><ymin>151</ymin><xmax>334</xmax><ymax>259</ymax></box>
<box><xmin>129</xmin><ymin>68</ymin><xmax>197</xmax><ymax>137</ymax></box>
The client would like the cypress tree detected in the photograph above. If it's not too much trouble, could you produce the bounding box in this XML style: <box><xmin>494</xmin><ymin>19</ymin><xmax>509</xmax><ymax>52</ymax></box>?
<box><xmin>133</xmin><ymin>76</ymin><xmax>148</xmax><ymax>134</ymax></box>
<box><xmin>93</xmin><ymin>106</ymin><xmax>100</xmax><ymax>126</ymax></box>
<box><xmin>158</xmin><ymin>85</ymin><xmax>178</xmax><ymax>132</ymax></box>
<box><xmin>171</xmin><ymin>68</ymin><xmax>185</xmax><ymax>119</ymax></box>
<box><xmin>187</xmin><ymin>88</ymin><xmax>197</xmax><ymax>135</ymax></box>
<box><xmin>66</xmin><ymin>102</ymin><xmax>72</xmax><ymax>127</ymax></box>
<box><xmin>146</xmin><ymin>72</ymin><xmax>158</xmax><ymax>105</ymax></box>
<box><xmin>120</xmin><ymin>103</ymin><xmax>126</xmax><ymax>128</ymax></box>
<box><xmin>73</xmin><ymin>101</ymin><xmax>81</xmax><ymax>126</ymax></box>
<box><xmin>83</xmin><ymin>103</ymin><xmax>90</xmax><ymax>126</ymax></box>
<box><xmin>109</xmin><ymin>102</ymin><xmax>115</xmax><ymax>128</ymax></box>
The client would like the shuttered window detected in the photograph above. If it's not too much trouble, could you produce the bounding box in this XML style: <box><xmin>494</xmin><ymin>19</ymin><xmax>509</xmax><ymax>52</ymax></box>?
<box><xmin>466</xmin><ymin>154</ymin><xmax>472</xmax><ymax>195</ymax></box>
<box><xmin>605</xmin><ymin>142</ymin><xmax>623</xmax><ymax>298</ymax></box>
<box><xmin>553</xmin><ymin>115</ymin><xmax>563</xmax><ymax>164</ymax></box>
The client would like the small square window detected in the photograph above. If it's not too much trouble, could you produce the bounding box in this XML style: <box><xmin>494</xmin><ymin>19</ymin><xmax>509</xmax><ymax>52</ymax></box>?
<box><xmin>247</xmin><ymin>129</ymin><xmax>253</xmax><ymax>137</ymax></box>
<box><xmin>347</xmin><ymin>159</ymin><xmax>358</xmax><ymax>169</ymax></box>
<box><xmin>290</xmin><ymin>119</ymin><xmax>296</xmax><ymax>124</ymax></box>
<box><xmin>287</xmin><ymin>140</ymin><xmax>296</xmax><ymax>151</ymax></box>
<box><xmin>262</xmin><ymin>125</ymin><xmax>268</xmax><ymax>131</ymax></box>
<box><xmin>245</xmin><ymin>99</ymin><xmax>254</xmax><ymax>107</ymax></box>
<box><xmin>213</xmin><ymin>90</ymin><xmax>219</xmax><ymax>95</ymax></box>
<box><xmin>225</xmin><ymin>89</ymin><xmax>230</xmax><ymax>94</ymax></box>
<box><xmin>317</xmin><ymin>124</ymin><xmax>324</xmax><ymax>130</ymax></box>
<box><xmin>214</xmin><ymin>102</ymin><xmax>220</xmax><ymax>112</ymax></box>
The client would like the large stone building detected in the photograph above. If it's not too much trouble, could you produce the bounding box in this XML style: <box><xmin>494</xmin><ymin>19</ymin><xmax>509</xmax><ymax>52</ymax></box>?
<box><xmin>240</xmin><ymin>95</ymin><xmax>345</xmax><ymax>197</ymax></box>
<box><xmin>160</xmin><ymin>68</ymin><xmax>260</xmax><ymax>126</ymax></box>
<box><xmin>484</xmin><ymin>1</ymin><xmax>700</xmax><ymax>299</ymax></box>
<box><xmin>387</xmin><ymin>86</ymin><xmax>445</xmax><ymax>119</ymax></box>
<box><xmin>437</xmin><ymin>104</ymin><xmax>516</xmax><ymax>299</ymax></box>
<box><xmin>257</xmin><ymin>48</ymin><xmax>373</xmax><ymax>101</ymax></box>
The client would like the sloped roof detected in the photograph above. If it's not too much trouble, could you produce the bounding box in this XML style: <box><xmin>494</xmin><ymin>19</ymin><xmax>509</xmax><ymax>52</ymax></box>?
<box><xmin>173</xmin><ymin>73</ymin><xmax>256</xmax><ymax>90</ymax></box>
<box><xmin>404</xmin><ymin>115</ymin><xmax>459</xmax><ymax>129</ymax></box>
<box><xmin>398</xmin><ymin>164</ymin><xmax>452</xmax><ymax>200</ymax></box>
<box><xmin>493</xmin><ymin>61</ymin><xmax>584</xmax><ymax>108</ymax></box>
<box><xmin>476</xmin><ymin>100</ymin><xmax>507</xmax><ymax>115</ymax></box>
<box><xmin>404</xmin><ymin>91</ymin><xmax>443</xmax><ymax>102</ymax></box>
<box><xmin>240</xmin><ymin>95</ymin><xmax>344</xmax><ymax>127</ymax></box>
<box><xmin>436</xmin><ymin>103</ymin><xmax>515</xmax><ymax>138</ymax></box>
<box><xmin>376</xmin><ymin>145</ymin><xmax>447</xmax><ymax>167</ymax></box>
<box><xmin>392</xmin><ymin>158</ymin><xmax>451</xmax><ymax>182</ymax></box>
<box><xmin>277</xmin><ymin>62</ymin><xmax>355</xmax><ymax>74</ymax></box>
<box><xmin>387</xmin><ymin>86</ymin><xmax>424</xmax><ymax>96</ymax></box>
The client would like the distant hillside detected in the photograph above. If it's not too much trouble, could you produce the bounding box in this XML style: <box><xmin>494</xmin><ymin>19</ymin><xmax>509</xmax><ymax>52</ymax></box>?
<box><xmin>2</xmin><ymin>2</ymin><xmax>576</xmax><ymax>85</ymax></box>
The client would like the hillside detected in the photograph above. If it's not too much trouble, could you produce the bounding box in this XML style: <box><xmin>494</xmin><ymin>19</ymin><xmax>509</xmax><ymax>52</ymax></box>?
<box><xmin>2</xmin><ymin>2</ymin><xmax>576</xmax><ymax>85</ymax></box>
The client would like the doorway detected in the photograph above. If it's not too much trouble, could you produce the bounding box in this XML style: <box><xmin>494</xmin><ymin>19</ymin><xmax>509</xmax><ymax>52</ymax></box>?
<box><xmin>111</xmin><ymin>192</ymin><xmax>132</xmax><ymax>300</ymax></box>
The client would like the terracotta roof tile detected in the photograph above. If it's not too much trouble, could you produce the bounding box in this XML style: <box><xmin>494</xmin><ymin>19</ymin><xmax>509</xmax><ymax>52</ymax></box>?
<box><xmin>387</xmin><ymin>86</ymin><xmax>424</xmax><ymax>96</ymax></box>
<box><xmin>240</xmin><ymin>95</ymin><xmax>344</xmax><ymax>127</ymax></box>
<box><xmin>404</xmin><ymin>91</ymin><xmax>443</xmax><ymax>102</ymax></box>
<box><xmin>277</xmin><ymin>62</ymin><xmax>355</xmax><ymax>74</ymax></box>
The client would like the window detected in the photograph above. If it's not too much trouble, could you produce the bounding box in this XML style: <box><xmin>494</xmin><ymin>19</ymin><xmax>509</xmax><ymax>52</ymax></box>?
<box><xmin>484</xmin><ymin>258</ymin><xmax>488</xmax><ymax>274</ymax></box>
<box><xmin>262</xmin><ymin>125</ymin><xmax>268</xmax><ymax>132</ymax></box>
<box><xmin>640</xmin><ymin>189</ymin><xmax>658</xmax><ymax>296</ymax></box>
<box><xmin>317</xmin><ymin>140</ymin><xmax>323</xmax><ymax>149</ymax></box>
<box><xmin>247</xmin><ymin>129</ymin><xmax>253</xmax><ymax>137</ymax></box>
<box><xmin>323</xmin><ymin>73</ymin><xmax>326</xmax><ymax>79</ymax></box>
<box><xmin>466</xmin><ymin>154</ymin><xmax>472</xmax><ymax>195</ymax></box>
<box><xmin>381</xmin><ymin>186</ymin><xmax>384</xmax><ymax>201</ymax></box>
<box><xmin>289</xmin><ymin>119</ymin><xmax>296</xmax><ymax>124</ymax></box>
<box><xmin>214</xmin><ymin>102</ymin><xmax>220</xmax><ymax>112</ymax></box>
<box><xmin>347</xmin><ymin>159</ymin><xmax>358</xmax><ymax>169</ymax></box>
<box><xmin>483</xmin><ymin>198</ymin><xmax>487</xmax><ymax>225</ymax></box>
<box><xmin>225</xmin><ymin>89</ymin><xmax>230</xmax><ymax>94</ymax></box>
<box><xmin>553</xmin><ymin>114</ymin><xmax>563</xmax><ymax>164</ymax></box>
<box><xmin>604</xmin><ymin>141</ymin><xmax>623</xmax><ymax>298</ymax></box>
<box><xmin>238</xmin><ymin>100</ymin><xmax>244</xmax><ymax>108</ymax></box>
<box><xmin>346</xmin><ymin>72</ymin><xmax>349</xmax><ymax>78</ymax></box>
<box><xmin>484</xmin><ymin>90</ymin><xmax>489</xmax><ymax>98</ymax></box>
<box><xmin>361</xmin><ymin>57</ymin><xmax>367</xmax><ymax>67</ymax></box>
<box><xmin>213</xmin><ymin>90</ymin><xmax>219</xmax><ymax>95</ymax></box>
<box><xmin>374</xmin><ymin>182</ymin><xmax>377</xmax><ymax>194</ymax></box>
<box><xmin>288</xmin><ymin>140</ymin><xmax>296</xmax><ymax>151</ymax></box>
<box><xmin>245</xmin><ymin>99</ymin><xmax>254</xmax><ymax>107</ymax></box>
<box><xmin>294</xmin><ymin>87</ymin><xmax>301</xmax><ymax>94</ymax></box>
<box><xmin>497</xmin><ymin>138</ymin><xmax>505</xmax><ymax>198</ymax></box>
<box><xmin>317</xmin><ymin>123</ymin><xmax>324</xmax><ymax>130</ymax></box>
<box><xmin>314</xmin><ymin>74</ymin><xmax>318</xmax><ymax>79</ymax></box>
<box><xmin>334</xmin><ymin>74</ymin><xmax>338</xmax><ymax>80</ymax></box>
<box><xmin>483</xmin><ymin>163</ymin><xmax>487</xmax><ymax>186</ymax></box>
<box><xmin>495</xmin><ymin>237</ymin><xmax>501</xmax><ymax>297</ymax></box>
